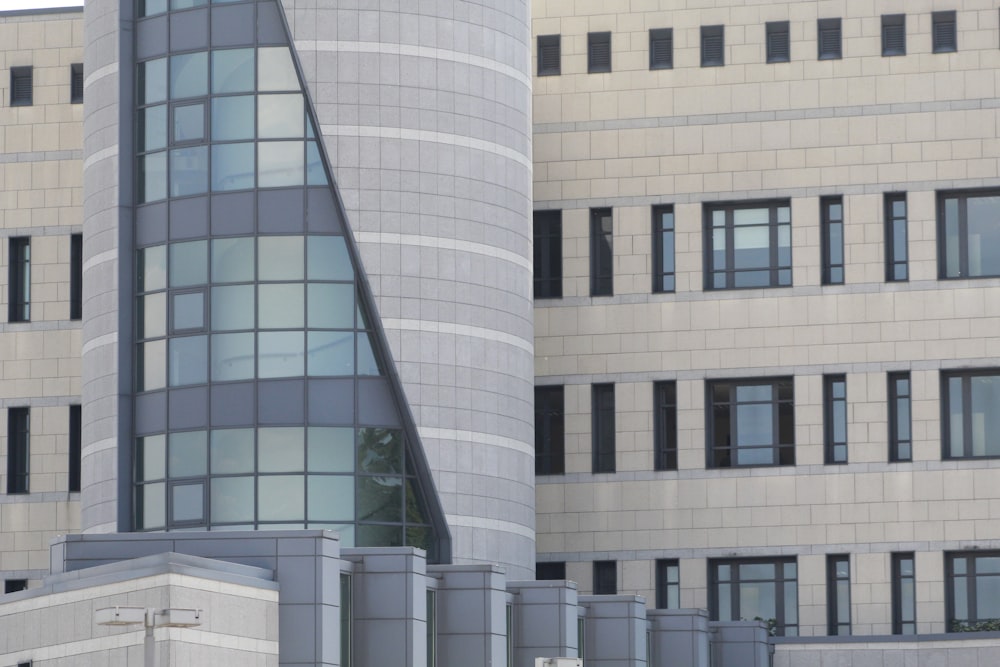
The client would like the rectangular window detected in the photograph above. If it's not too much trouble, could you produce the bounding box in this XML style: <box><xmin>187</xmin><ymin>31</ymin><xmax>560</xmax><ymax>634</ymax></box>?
<box><xmin>69</xmin><ymin>405</ymin><xmax>81</xmax><ymax>493</ymax></box>
<box><xmin>824</xmin><ymin>375</ymin><xmax>847</xmax><ymax>464</ymax></box>
<box><xmin>10</xmin><ymin>66</ymin><xmax>32</xmax><ymax>106</ymax></box>
<box><xmin>892</xmin><ymin>553</ymin><xmax>916</xmax><ymax>634</ymax></box>
<box><xmin>533</xmin><ymin>210</ymin><xmax>562</xmax><ymax>299</ymax></box>
<box><xmin>947</xmin><ymin>552</ymin><xmax>1000</xmax><ymax>631</ymax></box>
<box><xmin>707</xmin><ymin>378</ymin><xmax>794</xmax><ymax>468</ymax></box>
<box><xmin>536</xmin><ymin>562</ymin><xmax>566</xmax><ymax>580</ymax></box>
<box><xmin>817</xmin><ymin>18</ymin><xmax>842</xmax><ymax>60</ymax></box>
<box><xmin>882</xmin><ymin>15</ymin><xmax>906</xmax><ymax>56</ymax></box>
<box><xmin>537</xmin><ymin>35</ymin><xmax>561</xmax><ymax>76</ymax></box>
<box><xmin>766</xmin><ymin>21</ymin><xmax>790</xmax><ymax>63</ymax></box>
<box><xmin>593</xmin><ymin>560</ymin><xmax>617</xmax><ymax>595</ymax></box>
<box><xmin>888</xmin><ymin>372</ymin><xmax>911</xmax><ymax>462</ymax></box>
<box><xmin>590</xmin><ymin>208</ymin><xmax>613</xmax><ymax>296</ymax></box>
<box><xmin>656</xmin><ymin>559</ymin><xmax>680</xmax><ymax>609</ymax></box>
<box><xmin>938</xmin><ymin>189</ymin><xmax>1000</xmax><ymax>279</ymax></box>
<box><xmin>7</xmin><ymin>407</ymin><xmax>30</xmax><ymax>494</ymax></box>
<box><xmin>588</xmin><ymin>32</ymin><xmax>611</xmax><ymax>73</ymax></box>
<box><xmin>704</xmin><ymin>200</ymin><xmax>791</xmax><ymax>290</ymax></box>
<box><xmin>592</xmin><ymin>383</ymin><xmax>615</xmax><ymax>473</ymax></box>
<box><xmin>933</xmin><ymin>11</ymin><xmax>957</xmax><ymax>53</ymax></box>
<box><xmin>885</xmin><ymin>193</ymin><xmax>908</xmax><ymax>281</ymax></box>
<box><xmin>701</xmin><ymin>25</ymin><xmax>724</xmax><ymax>67</ymax></box>
<box><xmin>652</xmin><ymin>205</ymin><xmax>675</xmax><ymax>293</ymax></box>
<box><xmin>710</xmin><ymin>558</ymin><xmax>798</xmax><ymax>636</ymax></box>
<box><xmin>71</xmin><ymin>63</ymin><xmax>84</xmax><ymax>103</ymax></box>
<box><xmin>8</xmin><ymin>237</ymin><xmax>31</xmax><ymax>323</ymax></box>
<box><xmin>827</xmin><ymin>555</ymin><xmax>851</xmax><ymax>636</ymax></box>
<box><xmin>535</xmin><ymin>386</ymin><xmax>565</xmax><ymax>475</ymax></box>
<box><xmin>4</xmin><ymin>579</ymin><xmax>28</xmax><ymax>593</ymax></box>
<box><xmin>654</xmin><ymin>381</ymin><xmax>677</xmax><ymax>471</ymax></box>
<box><xmin>820</xmin><ymin>196</ymin><xmax>844</xmax><ymax>285</ymax></box>
<box><xmin>649</xmin><ymin>28</ymin><xmax>673</xmax><ymax>69</ymax></box>
<box><xmin>943</xmin><ymin>370</ymin><xmax>1000</xmax><ymax>459</ymax></box>
<box><xmin>70</xmin><ymin>233</ymin><xmax>83</xmax><ymax>320</ymax></box>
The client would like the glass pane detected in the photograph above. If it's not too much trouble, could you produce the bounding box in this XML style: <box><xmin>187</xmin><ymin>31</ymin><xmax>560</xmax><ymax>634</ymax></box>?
<box><xmin>358</xmin><ymin>428</ymin><xmax>403</xmax><ymax>474</ymax></box>
<box><xmin>949</xmin><ymin>376</ymin><xmax>964</xmax><ymax>457</ymax></box>
<box><xmin>139</xmin><ymin>152</ymin><xmax>167</xmax><ymax>203</ymax></box>
<box><xmin>258</xmin><ymin>94</ymin><xmax>304</xmax><ymax>138</ymax></box>
<box><xmin>951</xmin><ymin>577</ymin><xmax>965</xmax><ymax>620</ymax></box>
<box><xmin>172</xmin><ymin>0</ymin><xmax>206</xmax><ymax>8</ymax></box>
<box><xmin>170</xmin><ymin>51</ymin><xmax>208</xmax><ymax>99</ymax></box>
<box><xmin>741</xmin><ymin>563</ymin><xmax>776</xmax><ymax>580</ymax></box>
<box><xmin>900</xmin><ymin>557</ymin><xmax>914</xmax><ymax>576</ymax></box>
<box><xmin>259</xmin><ymin>236</ymin><xmax>304</xmax><ymax>280</ymax></box>
<box><xmin>210</xmin><ymin>429</ymin><xmax>254</xmax><ymax>474</ymax></box>
<box><xmin>967</xmin><ymin>197</ymin><xmax>1000</xmax><ymax>276</ymax></box>
<box><xmin>173</xmin><ymin>291</ymin><xmax>204</xmax><ymax>330</ymax></box>
<box><xmin>892</xmin><ymin>200</ymin><xmax>906</xmax><ymax>217</ymax></box>
<box><xmin>978</xmin><ymin>576</ymin><xmax>1000</xmax><ymax>619</ymax></box>
<box><xmin>308</xmin><ymin>283</ymin><xmax>354</xmax><ymax>329</ymax></box>
<box><xmin>211</xmin><ymin>476</ymin><xmax>254</xmax><ymax>523</ymax></box>
<box><xmin>169</xmin><ymin>430</ymin><xmax>207</xmax><ymax>477</ymax></box>
<box><xmin>170</xmin><ymin>240</ymin><xmax>208</xmax><ymax>287</ymax></box>
<box><xmin>142</xmin><ymin>482</ymin><xmax>166</xmax><ymax>529</ymax></box>
<box><xmin>308</xmin><ymin>427</ymin><xmax>355</xmax><ymax>472</ymax></box>
<box><xmin>739</xmin><ymin>581</ymin><xmax>776</xmax><ymax>623</ymax></box>
<box><xmin>970</xmin><ymin>375</ymin><xmax>1000</xmax><ymax>456</ymax></box>
<box><xmin>139</xmin><ymin>245</ymin><xmax>167</xmax><ymax>292</ymax></box>
<box><xmin>140</xmin><ymin>0</ymin><xmax>167</xmax><ymax>17</ymax></box>
<box><xmin>258</xmin><ymin>47</ymin><xmax>299</xmax><ymax>91</ymax></box>
<box><xmin>784</xmin><ymin>581</ymin><xmax>798</xmax><ymax>623</ymax></box>
<box><xmin>139</xmin><ymin>57</ymin><xmax>167</xmax><ymax>105</ymax></box>
<box><xmin>212</xmin><ymin>237</ymin><xmax>255</xmax><ymax>283</ymax></box>
<box><xmin>259</xmin><ymin>141</ymin><xmax>305</xmax><ymax>187</ymax></box>
<box><xmin>212</xmin><ymin>143</ymin><xmax>255</xmax><ymax>191</ymax></box>
<box><xmin>259</xmin><ymin>427</ymin><xmax>305</xmax><ymax>473</ymax></box>
<box><xmin>777</xmin><ymin>206</ymin><xmax>790</xmax><ymax>223</ymax></box>
<box><xmin>258</xmin><ymin>331</ymin><xmax>305</xmax><ymax>378</ymax></box>
<box><xmin>259</xmin><ymin>284</ymin><xmax>304</xmax><ymax>328</ymax></box>
<box><xmin>173</xmin><ymin>103</ymin><xmax>204</xmax><ymax>143</ymax></box>
<box><xmin>308</xmin><ymin>331</ymin><xmax>355</xmax><ymax>376</ymax></box>
<box><xmin>168</xmin><ymin>335</ymin><xmax>208</xmax><ymax>386</ymax></box>
<box><xmin>210</xmin><ymin>332</ymin><xmax>255</xmax><ymax>381</ymax></box>
<box><xmin>139</xmin><ymin>339</ymin><xmax>166</xmax><ymax>391</ymax></box>
<box><xmin>139</xmin><ymin>104</ymin><xmax>167</xmax><ymax>151</ymax></box>
<box><xmin>733</xmin><ymin>207</ymin><xmax>769</xmax><ymax>226</ymax></box>
<box><xmin>170</xmin><ymin>145</ymin><xmax>208</xmax><ymax>197</ymax></box>
<box><xmin>308</xmin><ymin>236</ymin><xmax>353</xmax><ymax>280</ymax></box>
<box><xmin>307</xmin><ymin>475</ymin><xmax>354</xmax><ymax>521</ymax></box>
<box><xmin>212</xmin><ymin>48</ymin><xmax>254</xmax><ymax>94</ymax></box>
<box><xmin>307</xmin><ymin>141</ymin><xmax>327</xmax><ymax>185</ymax></box>
<box><xmin>357</xmin><ymin>331</ymin><xmax>381</xmax><ymax>376</ymax></box>
<box><xmin>211</xmin><ymin>285</ymin><xmax>254</xmax><ymax>330</ymax></box>
<box><xmin>212</xmin><ymin>96</ymin><xmax>255</xmax><ymax>141</ymax></box>
<box><xmin>139</xmin><ymin>292</ymin><xmax>167</xmax><ymax>339</ymax></box>
<box><xmin>832</xmin><ymin>402</ymin><xmax>846</xmax><ymax>441</ymax></box>
<box><xmin>139</xmin><ymin>434</ymin><xmax>166</xmax><ymax>481</ymax></box>
<box><xmin>172</xmin><ymin>483</ymin><xmax>204</xmax><ymax>522</ymax></box>
<box><xmin>258</xmin><ymin>476</ymin><xmax>305</xmax><ymax>521</ymax></box>
<box><xmin>718</xmin><ymin>583</ymin><xmax>731</xmax><ymax>619</ymax></box>
<box><xmin>944</xmin><ymin>198</ymin><xmax>960</xmax><ymax>277</ymax></box>
<box><xmin>356</xmin><ymin>523</ymin><xmax>403</xmax><ymax>547</ymax></box>
<box><xmin>358</xmin><ymin>476</ymin><xmax>403</xmax><ymax>522</ymax></box>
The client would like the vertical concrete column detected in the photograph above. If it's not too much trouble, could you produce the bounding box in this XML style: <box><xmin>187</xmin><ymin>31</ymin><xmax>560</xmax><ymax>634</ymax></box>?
<box><xmin>578</xmin><ymin>595</ymin><xmax>648</xmax><ymax>667</ymax></box>
<box><xmin>709</xmin><ymin>621</ymin><xmax>771</xmax><ymax>667</ymax></box>
<box><xmin>507</xmin><ymin>580</ymin><xmax>580</xmax><ymax>664</ymax></box>
<box><xmin>429</xmin><ymin>563</ymin><xmax>508</xmax><ymax>667</ymax></box>
<box><xmin>647</xmin><ymin>609</ymin><xmax>710</xmax><ymax>667</ymax></box>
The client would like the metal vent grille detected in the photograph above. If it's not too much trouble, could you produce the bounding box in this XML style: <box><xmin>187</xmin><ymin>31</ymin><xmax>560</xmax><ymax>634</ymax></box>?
<box><xmin>10</xmin><ymin>67</ymin><xmax>32</xmax><ymax>106</ymax></box>
<box><xmin>933</xmin><ymin>12</ymin><xmax>956</xmax><ymax>52</ymax></box>
<box><xmin>818</xmin><ymin>19</ymin><xmax>842</xmax><ymax>59</ymax></box>
<box><xmin>537</xmin><ymin>35</ymin><xmax>560</xmax><ymax>76</ymax></box>
<box><xmin>766</xmin><ymin>22</ymin><xmax>790</xmax><ymax>63</ymax></box>
<box><xmin>588</xmin><ymin>32</ymin><xmax>611</xmax><ymax>73</ymax></box>
<box><xmin>701</xmin><ymin>25</ymin><xmax>724</xmax><ymax>66</ymax></box>
<box><xmin>649</xmin><ymin>28</ymin><xmax>673</xmax><ymax>69</ymax></box>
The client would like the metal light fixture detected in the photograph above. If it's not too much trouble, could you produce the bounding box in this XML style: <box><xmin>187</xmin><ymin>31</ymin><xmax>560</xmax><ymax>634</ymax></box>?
<box><xmin>95</xmin><ymin>606</ymin><xmax>203</xmax><ymax>667</ymax></box>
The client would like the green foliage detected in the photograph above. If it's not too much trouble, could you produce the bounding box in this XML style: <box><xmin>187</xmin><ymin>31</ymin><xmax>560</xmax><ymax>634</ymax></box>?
<box><xmin>951</xmin><ymin>619</ymin><xmax>1000</xmax><ymax>633</ymax></box>
<box><xmin>751</xmin><ymin>617</ymin><xmax>779</xmax><ymax>636</ymax></box>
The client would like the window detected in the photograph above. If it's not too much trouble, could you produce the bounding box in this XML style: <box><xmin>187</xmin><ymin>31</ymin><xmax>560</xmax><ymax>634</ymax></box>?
<box><xmin>710</xmin><ymin>558</ymin><xmax>798</xmax><ymax>636</ymax></box>
<box><xmin>590</xmin><ymin>208</ymin><xmax>613</xmax><ymax>296</ymax></box>
<box><xmin>649</xmin><ymin>28</ymin><xmax>673</xmax><ymax>69</ymax></box>
<box><xmin>8</xmin><ymin>237</ymin><xmax>31</xmax><ymax>323</ymax></box>
<box><xmin>4</xmin><ymin>579</ymin><xmax>28</xmax><ymax>594</ymax></box>
<box><xmin>70</xmin><ymin>233</ymin><xmax>83</xmax><ymax>320</ymax></box>
<box><xmin>892</xmin><ymin>553</ymin><xmax>916</xmax><ymax>634</ymax></box>
<box><xmin>593</xmin><ymin>560</ymin><xmax>617</xmax><ymax>595</ymax></box>
<box><xmin>588</xmin><ymin>32</ymin><xmax>611</xmax><ymax>73</ymax></box>
<box><xmin>820</xmin><ymin>196</ymin><xmax>844</xmax><ymax>285</ymax></box>
<box><xmin>947</xmin><ymin>552</ymin><xmax>1000</xmax><ymax>631</ymax></box>
<box><xmin>933</xmin><ymin>11</ymin><xmax>957</xmax><ymax>53</ymax></box>
<box><xmin>885</xmin><ymin>193</ymin><xmax>908</xmax><ymax>281</ymax></box>
<box><xmin>535</xmin><ymin>386</ymin><xmax>565</xmax><ymax>475</ymax></box>
<box><xmin>766</xmin><ymin>21</ymin><xmax>790</xmax><ymax>63</ymax></box>
<box><xmin>938</xmin><ymin>189</ymin><xmax>1000</xmax><ymax>279</ymax></box>
<box><xmin>7</xmin><ymin>408</ymin><xmax>29</xmax><ymax>494</ymax></box>
<box><xmin>827</xmin><ymin>555</ymin><xmax>851</xmax><ymax>635</ymax></box>
<box><xmin>533</xmin><ymin>210</ymin><xmax>562</xmax><ymax>299</ymax></box>
<box><xmin>824</xmin><ymin>375</ymin><xmax>847</xmax><ymax>464</ymax></box>
<box><xmin>656</xmin><ymin>559</ymin><xmax>680</xmax><ymax>609</ymax></box>
<box><xmin>701</xmin><ymin>25</ymin><xmax>724</xmax><ymax>67</ymax></box>
<box><xmin>536</xmin><ymin>562</ymin><xmax>566</xmax><ymax>580</ymax></box>
<box><xmin>69</xmin><ymin>405</ymin><xmax>81</xmax><ymax>493</ymax></box>
<box><xmin>882</xmin><ymin>15</ymin><xmax>906</xmax><ymax>56</ymax></box>
<box><xmin>71</xmin><ymin>63</ymin><xmax>84</xmax><ymax>103</ymax></box>
<box><xmin>707</xmin><ymin>378</ymin><xmax>794</xmax><ymax>468</ymax></box>
<box><xmin>652</xmin><ymin>205</ymin><xmax>675</xmax><ymax>293</ymax></box>
<box><xmin>888</xmin><ymin>372</ymin><xmax>911</xmax><ymax>462</ymax></box>
<box><xmin>537</xmin><ymin>35</ymin><xmax>560</xmax><ymax>76</ymax></box>
<box><xmin>10</xmin><ymin>66</ymin><xmax>32</xmax><ymax>106</ymax></box>
<box><xmin>592</xmin><ymin>383</ymin><xmax>615</xmax><ymax>473</ymax></box>
<box><xmin>654</xmin><ymin>381</ymin><xmax>677</xmax><ymax>471</ymax></box>
<box><xmin>817</xmin><ymin>18</ymin><xmax>842</xmax><ymax>60</ymax></box>
<box><xmin>943</xmin><ymin>370</ymin><xmax>1000</xmax><ymax>459</ymax></box>
<box><xmin>704</xmin><ymin>200</ymin><xmax>791</xmax><ymax>290</ymax></box>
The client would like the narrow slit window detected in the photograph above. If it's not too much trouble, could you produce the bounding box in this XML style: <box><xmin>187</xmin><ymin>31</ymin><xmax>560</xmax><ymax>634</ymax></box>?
<box><xmin>71</xmin><ymin>63</ymin><xmax>84</xmax><ymax>103</ymax></box>
<box><xmin>70</xmin><ymin>234</ymin><xmax>83</xmax><ymax>320</ymax></box>
<box><xmin>8</xmin><ymin>237</ymin><xmax>31</xmax><ymax>323</ymax></box>
<box><xmin>821</xmin><ymin>196</ymin><xmax>845</xmax><ymax>285</ymax></box>
<box><xmin>885</xmin><ymin>193</ymin><xmax>908</xmax><ymax>282</ymax></box>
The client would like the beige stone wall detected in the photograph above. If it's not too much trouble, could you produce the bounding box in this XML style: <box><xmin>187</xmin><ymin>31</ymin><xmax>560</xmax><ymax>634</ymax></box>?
<box><xmin>0</xmin><ymin>9</ymin><xmax>84</xmax><ymax>587</ymax></box>
<box><xmin>534</xmin><ymin>0</ymin><xmax>1000</xmax><ymax>638</ymax></box>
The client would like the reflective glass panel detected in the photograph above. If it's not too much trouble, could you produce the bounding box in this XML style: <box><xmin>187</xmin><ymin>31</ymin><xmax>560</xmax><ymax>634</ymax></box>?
<box><xmin>357</xmin><ymin>331</ymin><xmax>381</xmax><ymax>376</ymax></box>
<box><xmin>306</xmin><ymin>141</ymin><xmax>326</xmax><ymax>185</ymax></box>
<box><xmin>139</xmin><ymin>434</ymin><xmax>166</xmax><ymax>481</ymax></box>
<box><xmin>356</xmin><ymin>524</ymin><xmax>403</xmax><ymax>547</ymax></box>
<box><xmin>138</xmin><ymin>292</ymin><xmax>166</xmax><ymax>339</ymax></box>
<box><xmin>172</xmin><ymin>482</ymin><xmax>204</xmax><ymax>522</ymax></box>
<box><xmin>168</xmin><ymin>335</ymin><xmax>208</xmax><ymax>386</ymax></box>
<box><xmin>172</xmin><ymin>0</ymin><xmax>207</xmax><ymax>8</ymax></box>
<box><xmin>212</xmin><ymin>237</ymin><xmax>255</xmax><ymax>283</ymax></box>
<box><xmin>173</xmin><ymin>291</ymin><xmax>204</xmax><ymax>330</ymax></box>
<box><xmin>170</xmin><ymin>240</ymin><xmax>208</xmax><ymax>287</ymax></box>
<box><xmin>308</xmin><ymin>283</ymin><xmax>354</xmax><ymax>329</ymax></box>
<box><xmin>140</xmin><ymin>0</ymin><xmax>167</xmax><ymax>17</ymax></box>
<box><xmin>168</xmin><ymin>430</ymin><xmax>207</xmax><ymax>477</ymax></box>
<box><xmin>210</xmin><ymin>429</ymin><xmax>254</xmax><ymax>474</ymax></box>
<box><xmin>170</xmin><ymin>146</ymin><xmax>208</xmax><ymax>197</ymax></box>
<box><xmin>139</xmin><ymin>58</ymin><xmax>167</xmax><ymax>105</ymax></box>
<box><xmin>211</xmin><ymin>96</ymin><xmax>254</xmax><ymax>141</ymax></box>
<box><xmin>258</xmin><ymin>476</ymin><xmax>305</xmax><ymax>521</ymax></box>
<box><xmin>211</xmin><ymin>476</ymin><xmax>254</xmax><ymax>522</ymax></box>
<box><xmin>968</xmin><ymin>196</ymin><xmax>1000</xmax><ymax>277</ymax></box>
<box><xmin>212</xmin><ymin>48</ymin><xmax>254</xmax><ymax>94</ymax></box>
<box><xmin>307</xmin><ymin>427</ymin><xmax>354</xmax><ymax>472</ymax></box>
<box><xmin>139</xmin><ymin>339</ymin><xmax>166</xmax><ymax>391</ymax></box>
<box><xmin>142</xmin><ymin>482</ymin><xmax>166</xmax><ymax>529</ymax></box>
<box><xmin>212</xmin><ymin>143</ymin><xmax>255</xmax><ymax>191</ymax></box>
<box><xmin>258</xmin><ymin>427</ymin><xmax>305</xmax><ymax>473</ymax></box>
<box><xmin>258</xmin><ymin>236</ymin><xmax>304</xmax><ymax>280</ymax></box>
<box><xmin>307</xmin><ymin>475</ymin><xmax>354</xmax><ymax>521</ymax></box>
<box><xmin>259</xmin><ymin>141</ymin><xmax>304</xmax><ymax>187</ymax></box>
<box><xmin>173</xmin><ymin>103</ymin><xmax>205</xmax><ymax>143</ymax></box>
<box><xmin>258</xmin><ymin>94</ymin><xmax>304</xmax><ymax>138</ymax></box>
<box><xmin>308</xmin><ymin>236</ymin><xmax>352</xmax><ymax>281</ymax></box>
<box><xmin>210</xmin><ymin>332</ymin><xmax>255</xmax><ymax>381</ymax></box>
<box><xmin>307</xmin><ymin>331</ymin><xmax>354</xmax><ymax>376</ymax></box>
<box><xmin>139</xmin><ymin>152</ymin><xmax>167</xmax><ymax>203</ymax></box>
<box><xmin>258</xmin><ymin>331</ymin><xmax>305</xmax><ymax>378</ymax></box>
<box><xmin>170</xmin><ymin>52</ymin><xmax>208</xmax><ymax>99</ymax></box>
<box><xmin>139</xmin><ymin>104</ymin><xmax>167</xmax><ymax>151</ymax></box>
<box><xmin>357</xmin><ymin>476</ymin><xmax>403</xmax><ymax>522</ymax></box>
<box><xmin>258</xmin><ymin>284</ymin><xmax>304</xmax><ymax>328</ymax></box>
<box><xmin>258</xmin><ymin>47</ymin><xmax>299</xmax><ymax>91</ymax></box>
<box><xmin>358</xmin><ymin>428</ymin><xmax>403</xmax><ymax>474</ymax></box>
<box><xmin>139</xmin><ymin>245</ymin><xmax>167</xmax><ymax>292</ymax></box>
<box><xmin>211</xmin><ymin>285</ymin><xmax>254</xmax><ymax>330</ymax></box>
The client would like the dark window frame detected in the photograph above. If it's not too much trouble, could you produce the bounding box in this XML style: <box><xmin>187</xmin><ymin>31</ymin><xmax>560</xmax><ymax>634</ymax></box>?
<box><xmin>649</xmin><ymin>28</ymin><xmax>673</xmax><ymax>70</ymax></box>
<box><xmin>946</xmin><ymin>551</ymin><xmax>1000</xmax><ymax>631</ymax></box>
<box><xmin>8</xmin><ymin>236</ymin><xmax>31</xmax><ymax>323</ymax></box>
<box><xmin>536</xmin><ymin>561</ymin><xmax>566</xmax><ymax>580</ymax></box>
<box><xmin>535</xmin><ymin>385</ymin><xmax>565</xmax><ymax>475</ymax></box>
<box><xmin>817</xmin><ymin>18</ymin><xmax>842</xmax><ymax>60</ymax></box>
<box><xmin>588</xmin><ymin>31</ymin><xmax>612</xmax><ymax>73</ymax></box>
<box><xmin>706</xmin><ymin>377</ymin><xmax>795</xmax><ymax>469</ymax></box>
<box><xmin>7</xmin><ymin>407</ymin><xmax>30</xmax><ymax>494</ymax></box>
<box><xmin>592</xmin><ymin>383</ymin><xmax>615</xmax><ymax>473</ymax></box>
<box><xmin>937</xmin><ymin>188</ymin><xmax>1000</xmax><ymax>280</ymax></box>
<box><xmin>824</xmin><ymin>374</ymin><xmax>847</xmax><ymax>464</ymax></box>
<box><xmin>941</xmin><ymin>369</ymin><xmax>1000</xmax><ymax>460</ymax></box>
<box><xmin>885</xmin><ymin>193</ymin><xmax>908</xmax><ymax>282</ymax></box>
<box><xmin>827</xmin><ymin>554</ymin><xmax>851</xmax><ymax>636</ymax></box>
<box><xmin>766</xmin><ymin>21</ymin><xmax>790</xmax><ymax>63</ymax></box>
<box><xmin>701</xmin><ymin>25</ymin><xmax>725</xmax><ymax>67</ymax></box>
<box><xmin>537</xmin><ymin>34</ymin><xmax>561</xmax><ymax>76</ymax></box>
<box><xmin>932</xmin><ymin>11</ymin><xmax>957</xmax><ymax>53</ymax></box>
<box><xmin>881</xmin><ymin>14</ymin><xmax>906</xmax><ymax>56</ymax></box>
<box><xmin>820</xmin><ymin>196</ymin><xmax>844</xmax><ymax>285</ymax></box>
<box><xmin>891</xmin><ymin>553</ymin><xmax>916</xmax><ymax>634</ymax></box>
<box><xmin>10</xmin><ymin>66</ymin><xmax>33</xmax><ymax>107</ymax></box>
<box><xmin>703</xmin><ymin>199</ymin><xmax>792</xmax><ymax>291</ymax></box>
<box><xmin>655</xmin><ymin>559</ymin><xmax>680</xmax><ymax>609</ymax></box>
<box><xmin>652</xmin><ymin>204</ymin><xmax>675</xmax><ymax>293</ymax></box>
<box><xmin>590</xmin><ymin>208</ymin><xmax>613</xmax><ymax>297</ymax></box>
<box><xmin>70</xmin><ymin>63</ymin><xmax>84</xmax><ymax>103</ymax></box>
<box><xmin>70</xmin><ymin>233</ymin><xmax>83</xmax><ymax>320</ymax></box>
<box><xmin>69</xmin><ymin>405</ymin><xmax>81</xmax><ymax>493</ymax></box>
<box><xmin>533</xmin><ymin>210</ymin><xmax>563</xmax><ymax>299</ymax></box>
<box><xmin>888</xmin><ymin>371</ymin><xmax>912</xmax><ymax>462</ymax></box>
<box><xmin>653</xmin><ymin>381</ymin><xmax>677</xmax><ymax>471</ymax></box>
<box><xmin>710</xmin><ymin>557</ymin><xmax>798</xmax><ymax>636</ymax></box>
<box><xmin>593</xmin><ymin>560</ymin><xmax>617</xmax><ymax>595</ymax></box>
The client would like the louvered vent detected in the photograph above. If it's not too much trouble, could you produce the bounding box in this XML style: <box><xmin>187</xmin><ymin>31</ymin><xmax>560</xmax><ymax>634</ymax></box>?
<box><xmin>882</xmin><ymin>15</ymin><xmax>905</xmax><ymax>56</ymax></box>
<box><xmin>10</xmin><ymin>67</ymin><xmax>32</xmax><ymax>106</ymax></box>
<box><xmin>649</xmin><ymin>28</ymin><xmax>673</xmax><ymax>69</ymax></box>
<box><xmin>537</xmin><ymin>35</ymin><xmax>560</xmax><ymax>76</ymax></box>
<box><xmin>701</xmin><ymin>25</ymin><xmax>724</xmax><ymax>67</ymax></box>
<box><xmin>71</xmin><ymin>63</ymin><xmax>84</xmax><ymax>103</ymax></box>
<box><xmin>933</xmin><ymin>11</ymin><xmax>956</xmax><ymax>52</ymax></box>
<box><xmin>766</xmin><ymin>22</ymin><xmax>790</xmax><ymax>63</ymax></box>
<box><xmin>817</xmin><ymin>18</ymin><xmax>842</xmax><ymax>59</ymax></box>
<box><xmin>588</xmin><ymin>32</ymin><xmax>611</xmax><ymax>73</ymax></box>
